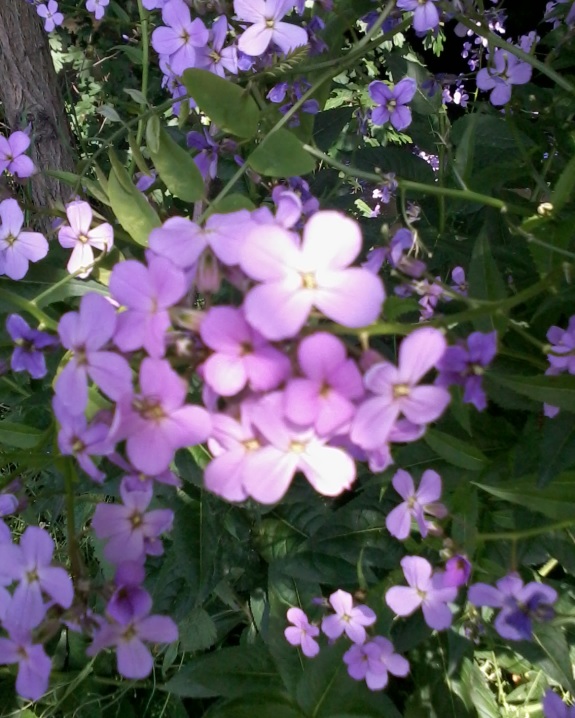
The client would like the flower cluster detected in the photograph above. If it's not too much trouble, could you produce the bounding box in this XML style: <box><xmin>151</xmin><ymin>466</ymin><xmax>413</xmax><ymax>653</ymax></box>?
<box><xmin>544</xmin><ymin>314</ymin><xmax>575</xmax><ymax>418</ymax></box>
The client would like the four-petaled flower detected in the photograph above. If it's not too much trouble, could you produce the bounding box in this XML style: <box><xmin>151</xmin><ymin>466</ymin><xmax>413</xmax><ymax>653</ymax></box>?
<box><xmin>369</xmin><ymin>78</ymin><xmax>418</xmax><ymax>131</ymax></box>
<box><xmin>285</xmin><ymin>607</ymin><xmax>320</xmax><ymax>657</ymax></box>
<box><xmin>321</xmin><ymin>589</ymin><xmax>376</xmax><ymax>644</ymax></box>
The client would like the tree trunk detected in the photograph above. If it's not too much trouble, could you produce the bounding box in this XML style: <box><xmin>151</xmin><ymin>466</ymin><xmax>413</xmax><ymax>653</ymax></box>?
<box><xmin>0</xmin><ymin>1</ymin><xmax>75</xmax><ymax>219</ymax></box>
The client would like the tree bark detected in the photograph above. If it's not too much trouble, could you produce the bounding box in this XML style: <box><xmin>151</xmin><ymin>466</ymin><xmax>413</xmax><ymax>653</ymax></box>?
<box><xmin>0</xmin><ymin>1</ymin><xmax>75</xmax><ymax>217</ymax></box>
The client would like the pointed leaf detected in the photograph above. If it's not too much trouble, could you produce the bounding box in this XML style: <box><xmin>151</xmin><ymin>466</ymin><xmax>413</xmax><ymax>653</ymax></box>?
<box><xmin>147</xmin><ymin>127</ymin><xmax>205</xmax><ymax>202</ymax></box>
<box><xmin>249</xmin><ymin>130</ymin><xmax>315</xmax><ymax>178</ymax></box>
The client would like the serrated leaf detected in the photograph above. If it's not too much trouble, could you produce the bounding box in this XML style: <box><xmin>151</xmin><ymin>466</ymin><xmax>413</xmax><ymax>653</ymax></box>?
<box><xmin>552</xmin><ymin>153</ymin><xmax>575</xmax><ymax>213</ymax></box>
<box><xmin>107</xmin><ymin>160</ymin><xmax>161</xmax><ymax>246</ymax></box>
<box><xmin>249</xmin><ymin>130</ymin><xmax>315</xmax><ymax>178</ymax></box>
<box><xmin>183</xmin><ymin>69</ymin><xmax>260</xmax><ymax>138</ymax></box>
<box><xmin>487</xmin><ymin>373</ymin><xmax>575</xmax><ymax>412</ymax></box>
<box><xmin>424</xmin><ymin>429</ymin><xmax>489</xmax><ymax>471</ymax></box>
<box><xmin>539</xmin><ymin>413</ymin><xmax>575</xmax><ymax>487</ymax></box>
<box><xmin>147</xmin><ymin>127</ymin><xmax>205</xmax><ymax>202</ymax></box>
<box><xmin>178</xmin><ymin>607</ymin><xmax>217</xmax><ymax>653</ymax></box>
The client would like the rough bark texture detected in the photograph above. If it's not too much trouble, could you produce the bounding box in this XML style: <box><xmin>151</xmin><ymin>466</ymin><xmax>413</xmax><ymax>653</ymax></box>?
<box><xmin>0</xmin><ymin>1</ymin><xmax>75</xmax><ymax>217</ymax></box>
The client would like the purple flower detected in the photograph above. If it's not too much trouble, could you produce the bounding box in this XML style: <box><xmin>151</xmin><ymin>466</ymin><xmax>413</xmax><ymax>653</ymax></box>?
<box><xmin>239</xmin><ymin>211</ymin><xmax>385</xmax><ymax>340</ymax></box>
<box><xmin>109</xmin><ymin>256</ymin><xmax>188</xmax><ymax>358</ymax></box>
<box><xmin>386</xmin><ymin>468</ymin><xmax>447</xmax><ymax>540</ymax></box>
<box><xmin>0</xmin><ymin>131</ymin><xmax>35</xmax><ymax>178</ymax></box>
<box><xmin>351</xmin><ymin>327</ymin><xmax>450</xmax><ymax>450</ymax></box>
<box><xmin>6</xmin><ymin>314</ymin><xmax>56</xmax><ymax>379</ymax></box>
<box><xmin>107</xmin><ymin>562</ymin><xmax>148</xmax><ymax>625</ymax></box>
<box><xmin>87</xmin><ymin>589</ymin><xmax>178</xmax><ymax>679</ymax></box>
<box><xmin>436</xmin><ymin>331</ymin><xmax>497</xmax><ymax>411</ymax></box>
<box><xmin>543</xmin><ymin>690</ymin><xmax>575</xmax><ymax>718</ymax></box>
<box><xmin>112</xmin><ymin>358</ymin><xmax>211</xmax><ymax>475</ymax></box>
<box><xmin>0</xmin><ymin>199</ymin><xmax>48</xmax><ymax>280</ymax></box>
<box><xmin>200</xmin><ymin>306</ymin><xmax>291</xmax><ymax>396</ymax></box>
<box><xmin>476</xmin><ymin>49</ymin><xmax>532</xmax><ymax>106</ymax></box>
<box><xmin>0</xmin><ymin>629</ymin><xmax>51</xmax><ymax>701</ymax></box>
<box><xmin>369</xmin><ymin>78</ymin><xmax>417</xmax><ymax>131</ymax></box>
<box><xmin>396</xmin><ymin>0</ymin><xmax>440</xmax><ymax>33</ymax></box>
<box><xmin>321</xmin><ymin>589</ymin><xmax>376</xmax><ymax>644</ymax></box>
<box><xmin>58</xmin><ymin>201</ymin><xmax>113</xmax><ymax>278</ymax></box>
<box><xmin>55</xmin><ymin>293</ymin><xmax>132</xmax><ymax>416</ymax></box>
<box><xmin>386</xmin><ymin>556</ymin><xmax>457</xmax><ymax>630</ymax></box>
<box><xmin>0</xmin><ymin>526</ymin><xmax>74</xmax><ymax>631</ymax></box>
<box><xmin>450</xmin><ymin>266</ymin><xmax>468</xmax><ymax>295</ymax></box>
<box><xmin>284</xmin><ymin>332</ymin><xmax>363</xmax><ymax>435</ymax></box>
<box><xmin>195</xmin><ymin>16</ymin><xmax>238</xmax><ymax>77</ymax></box>
<box><xmin>547</xmin><ymin>316</ymin><xmax>575</xmax><ymax>375</ymax></box>
<box><xmin>37</xmin><ymin>0</ymin><xmax>64</xmax><ymax>32</ymax></box>
<box><xmin>86</xmin><ymin>0</ymin><xmax>109</xmax><ymax>20</ymax></box>
<box><xmin>235</xmin><ymin>0</ymin><xmax>308</xmax><ymax>56</ymax></box>
<box><xmin>343</xmin><ymin>636</ymin><xmax>409</xmax><ymax>691</ymax></box>
<box><xmin>468</xmin><ymin>574</ymin><xmax>557</xmax><ymax>641</ymax></box>
<box><xmin>443</xmin><ymin>555</ymin><xmax>472</xmax><ymax>588</ymax></box>
<box><xmin>92</xmin><ymin>478</ymin><xmax>174</xmax><ymax>563</ymax></box>
<box><xmin>151</xmin><ymin>0</ymin><xmax>209</xmax><ymax>74</ymax></box>
<box><xmin>187</xmin><ymin>128</ymin><xmax>220</xmax><ymax>180</ymax></box>
<box><xmin>285</xmin><ymin>607</ymin><xmax>320</xmax><ymax>657</ymax></box>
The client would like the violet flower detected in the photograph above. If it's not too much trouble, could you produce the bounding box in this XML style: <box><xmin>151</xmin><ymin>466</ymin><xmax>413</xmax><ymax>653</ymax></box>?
<box><xmin>58</xmin><ymin>200</ymin><xmax>113</xmax><ymax>278</ymax></box>
<box><xmin>91</xmin><ymin>478</ymin><xmax>174</xmax><ymax>563</ymax></box>
<box><xmin>55</xmin><ymin>292</ymin><xmax>132</xmax><ymax>415</ymax></box>
<box><xmin>436</xmin><ymin>330</ymin><xmax>497</xmax><ymax>411</ymax></box>
<box><xmin>0</xmin><ymin>199</ymin><xmax>48</xmax><ymax>280</ymax></box>
<box><xmin>195</xmin><ymin>15</ymin><xmax>238</xmax><ymax>77</ymax></box>
<box><xmin>6</xmin><ymin>314</ymin><xmax>56</xmax><ymax>379</ymax></box>
<box><xmin>0</xmin><ymin>131</ymin><xmax>35</xmax><ymax>178</ymax></box>
<box><xmin>285</xmin><ymin>607</ymin><xmax>320</xmax><ymax>657</ymax></box>
<box><xmin>476</xmin><ymin>49</ymin><xmax>532</xmax><ymax>106</ymax></box>
<box><xmin>239</xmin><ymin>211</ymin><xmax>385</xmax><ymax>340</ymax></box>
<box><xmin>0</xmin><ymin>628</ymin><xmax>51</xmax><ymax>701</ymax></box>
<box><xmin>443</xmin><ymin>555</ymin><xmax>472</xmax><ymax>588</ymax></box>
<box><xmin>351</xmin><ymin>327</ymin><xmax>450</xmax><ymax>450</ymax></box>
<box><xmin>37</xmin><ymin>0</ymin><xmax>64</xmax><ymax>32</ymax></box>
<box><xmin>321</xmin><ymin>589</ymin><xmax>376</xmax><ymax>644</ymax></box>
<box><xmin>284</xmin><ymin>332</ymin><xmax>364</xmax><ymax>435</ymax></box>
<box><xmin>86</xmin><ymin>0</ymin><xmax>109</xmax><ymax>20</ymax></box>
<box><xmin>396</xmin><ymin>0</ymin><xmax>440</xmax><ymax>32</ymax></box>
<box><xmin>386</xmin><ymin>468</ymin><xmax>447</xmax><ymax>540</ymax></box>
<box><xmin>0</xmin><ymin>526</ymin><xmax>74</xmax><ymax>631</ymax></box>
<box><xmin>468</xmin><ymin>574</ymin><xmax>557</xmax><ymax>641</ymax></box>
<box><xmin>87</xmin><ymin>589</ymin><xmax>178</xmax><ymax>679</ymax></box>
<box><xmin>235</xmin><ymin>0</ymin><xmax>308</xmax><ymax>56</ymax></box>
<box><xmin>386</xmin><ymin>556</ymin><xmax>457</xmax><ymax>630</ymax></box>
<box><xmin>151</xmin><ymin>0</ymin><xmax>209</xmax><ymax>75</ymax></box>
<box><xmin>543</xmin><ymin>691</ymin><xmax>575</xmax><ymax>718</ymax></box>
<box><xmin>112</xmin><ymin>358</ymin><xmax>211</xmax><ymax>475</ymax></box>
<box><xmin>343</xmin><ymin>636</ymin><xmax>409</xmax><ymax>691</ymax></box>
<box><xmin>200</xmin><ymin>306</ymin><xmax>291</xmax><ymax>396</ymax></box>
<box><xmin>369</xmin><ymin>78</ymin><xmax>417</xmax><ymax>131</ymax></box>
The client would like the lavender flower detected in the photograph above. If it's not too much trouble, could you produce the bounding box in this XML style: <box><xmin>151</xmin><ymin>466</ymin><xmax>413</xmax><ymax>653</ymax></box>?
<box><xmin>6</xmin><ymin>314</ymin><xmax>56</xmax><ymax>379</ymax></box>
<box><xmin>396</xmin><ymin>0</ymin><xmax>440</xmax><ymax>33</ymax></box>
<box><xmin>235</xmin><ymin>0</ymin><xmax>308</xmax><ymax>56</ymax></box>
<box><xmin>468</xmin><ymin>574</ymin><xmax>557</xmax><ymax>641</ymax></box>
<box><xmin>321</xmin><ymin>589</ymin><xmax>376</xmax><ymax>644</ymax></box>
<box><xmin>436</xmin><ymin>331</ymin><xmax>497</xmax><ymax>411</ymax></box>
<box><xmin>386</xmin><ymin>556</ymin><xmax>457</xmax><ymax>630</ymax></box>
<box><xmin>37</xmin><ymin>0</ymin><xmax>64</xmax><ymax>32</ymax></box>
<box><xmin>343</xmin><ymin>636</ymin><xmax>409</xmax><ymax>691</ymax></box>
<box><xmin>0</xmin><ymin>131</ymin><xmax>35</xmax><ymax>178</ymax></box>
<box><xmin>476</xmin><ymin>49</ymin><xmax>532</xmax><ymax>106</ymax></box>
<box><xmin>543</xmin><ymin>690</ymin><xmax>575</xmax><ymax>718</ymax></box>
<box><xmin>0</xmin><ymin>199</ymin><xmax>48</xmax><ymax>280</ymax></box>
<box><xmin>284</xmin><ymin>607</ymin><xmax>320</xmax><ymax>657</ymax></box>
<box><xmin>369</xmin><ymin>78</ymin><xmax>417</xmax><ymax>131</ymax></box>
<box><xmin>385</xmin><ymin>468</ymin><xmax>447</xmax><ymax>540</ymax></box>
<box><xmin>0</xmin><ymin>628</ymin><xmax>51</xmax><ymax>701</ymax></box>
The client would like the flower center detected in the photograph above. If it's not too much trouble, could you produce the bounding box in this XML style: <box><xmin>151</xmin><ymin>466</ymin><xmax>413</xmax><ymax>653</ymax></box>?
<box><xmin>243</xmin><ymin>438</ymin><xmax>260</xmax><ymax>452</ymax></box>
<box><xmin>301</xmin><ymin>272</ymin><xmax>317</xmax><ymax>289</ymax></box>
<box><xmin>130</xmin><ymin>512</ymin><xmax>143</xmax><ymax>529</ymax></box>
<box><xmin>209</xmin><ymin>50</ymin><xmax>221</xmax><ymax>62</ymax></box>
<box><xmin>26</xmin><ymin>568</ymin><xmax>39</xmax><ymax>583</ymax></box>
<box><xmin>72</xmin><ymin>437</ymin><xmax>86</xmax><ymax>454</ymax></box>
<box><xmin>133</xmin><ymin>397</ymin><xmax>165</xmax><ymax>421</ymax></box>
<box><xmin>4</xmin><ymin>233</ymin><xmax>17</xmax><ymax>247</ymax></box>
<box><xmin>289</xmin><ymin>441</ymin><xmax>306</xmax><ymax>454</ymax></box>
<box><xmin>393</xmin><ymin>383</ymin><xmax>410</xmax><ymax>399</ymax></box>
<box><xmin>265</xmin><ymin>18</ymin><xmax>275</xmax><ymax>28</ymax></box>
<box><xmin>78</xmin><ymin>233</ymin><xmax>90</xmax><ymax>244</ymax></box>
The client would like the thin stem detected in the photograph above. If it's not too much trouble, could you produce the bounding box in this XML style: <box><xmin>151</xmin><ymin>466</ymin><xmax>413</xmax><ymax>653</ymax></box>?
<box><xmin>0</xmin><ymin>287</ymin><xmax>58</xmax><ymax>330</ymax></box>
<box><xmin>476</xmin><ymin>518</ymin><xmax>575</xmax><ymax>542</ymax></box>
<box><xmin>135</xmin><ymin>0</ymin><xmax>150</xmax><ymax>149</ymax></box>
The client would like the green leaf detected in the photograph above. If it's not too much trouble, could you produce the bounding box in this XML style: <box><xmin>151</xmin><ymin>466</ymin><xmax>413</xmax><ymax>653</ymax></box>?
<box><xmin>468</xmin><ymin>230</ymin><xmax>508</xmax><ymax>333</ymax></box>
<box><xmin>208</xmin><ymin>193</ymin><xmax>256</xmax><ymax>215</ymax></box>
<box><xmin>459</xmin><ymin>659</ymin><xmax>500</xmax><ymax>718</ymax></box>
<box><xmin>487</xmin><ymin>373</ymin><xmax>575</xmax><ymax>412</ymax></box>
<box><xmin>178</xmin><ymin>607</ymin><xmax>217</xmax><ymax>653</ymax></box>
<box><xmin>146</xmin><ymin>116</ymin><xmax>161</xmax><ymax>154</ymax></box>
<box><xmin>313</xmin><ymin>107</ymin><xmax>353</xmax><ymax>153</ymax></box>
<box><xmin>353</xmin><ymin>146</ymin><xmax>435</xmax><ymax>184</ymax></box>
<box><xmin>552</xmin><ymin>153</ymin><xmax>575</xmax><ymax>213</ymax></box>
<box><xmin>162</xmin><ymin>645</ymin><xmax>283</xmax><ymax>699</ymax></box>
<box><xmin>249</xmin><ymin>129</ymin><xmax>315</xmax><ymax>178</ymax></box>
<box><xmin>47</xmin><ymin>170</ymin><xmax>110</xmax><ymax>206</ymax></box>
<box><xmin>203</xmin><ymin>694</ymin><xmax>305</xmax><ymax>718</ymax></box>
<box><xmin>0</xmin><ymin>422</ymin><xmax>45</xmax><ymax>449</ymax></box>
<box><xmin>538</xmin><ymin>412</ymin><xmax>575</xmax><ymax>487</ymax></box>
<box><xmin>147</xmin><ymin>127</ymin><xmax>205</xmax><ymax>202</ymax></box>
<box><xmin>424</xmin><ymin>429</ymin><xmax>489</xmax><ymax>471</ymax></box>
<box><xmin>107</xmin><ymin>163</ymin><xmax>161</xmax><ymax>246</ymax></box>
<box><xmin>474</xmin><ymin>471</ymin><xmax>575</xmax><ymax>520</ymax></box>
<box><xmin>182</xmin><ymin>69</ymin><xmax>260</xmax><ymax>138</ymax></box>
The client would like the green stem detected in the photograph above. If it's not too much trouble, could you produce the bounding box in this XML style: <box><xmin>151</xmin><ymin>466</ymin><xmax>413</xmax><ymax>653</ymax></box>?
<box><xmin>135</xmin><ymin>0</ymin><xmax>150</xmax><ymax>149</ymax></box>
<box><xmin>62</xmin><ymin>459</ymin><xmax>82</xmax><ymax>580</ymax></box>
<box><xmin>477</xmin><ymin>518</ymin><xmax>575</xmax><ymax>542</ymax></box>
<box><xmin>0</xmin><ymin>287</ymin><xmax>57</xmax><ymax>330</ymax></box>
